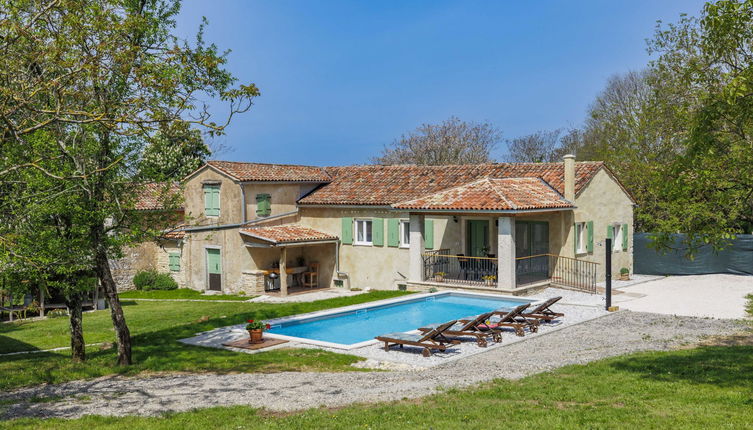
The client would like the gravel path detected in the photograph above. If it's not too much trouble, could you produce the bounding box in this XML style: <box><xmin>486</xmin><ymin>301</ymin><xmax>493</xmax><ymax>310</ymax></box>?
<box><xmin>0</xmin><ymin>311</ymin><xmax>745</xmax><ymax>420</ymax></box>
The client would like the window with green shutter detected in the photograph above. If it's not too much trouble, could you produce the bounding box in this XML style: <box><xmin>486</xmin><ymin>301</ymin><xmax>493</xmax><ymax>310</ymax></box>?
<box><xmin>255</xmin><ymin>193</ymin><xmax>271</xmax><ymax>217</ymax></box>
<box><xmin>586</xmin><ymin>221</ymin><xmax>594</xmax><ymax>253</ymax></box>
<box><xmin>424</xmin><ymin>219</ymin><xmax>434</xmax><ymax>249</ymax></box>
<box><xmin>387</xmin><ymin>219</ymin><xmax>399</xmax><ymax>247</ymax></box>
<box><xmin>372</xmin><ymin>218</ymin><xmax>384</xmax><ymax>246</ymax></box>
<box><xmin>203</xmin><ymin>184</ymin><xmax>220</xmax><ymax>217</ymax></box>
<box><xmin>168</xmin><ymin>253</ymin><xmax>180</xmax><ymax>272</ymax></box>
<box><xmin>341</xmin><ymin>217</ymin><xmax>353</xmax><ymax>245</ymax></box>
<box><xmin>622</xmin><ymin>223</ymin><xmax>629</xmax><ymax>251</ymax></box>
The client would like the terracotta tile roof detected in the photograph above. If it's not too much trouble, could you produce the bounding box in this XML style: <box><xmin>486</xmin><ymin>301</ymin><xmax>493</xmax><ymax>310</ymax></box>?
<box><xmin>240</xmin><ymin>225</ymin><xmax>338</xmax><ymax>244</ymax></box>
<box><xmin>134</xmin><ymin>183</ymin><xmax>182</xmax><ymax>211</ymax></box>
<box><xmin>393</xmin><ymin>177</ymin><xmax>574</xmax><ymax>211</ymax></box>
<box><xmin>205</xmin><ymin>161</ymin><xmax>331</xmax><ymax>182</ymax></box>
<box><xmin>161</xmin><ymin>224</ymin><xmax>187</xmax><ymax>240</ymax></box>
<box><xmin>299</xmin><ymin>162</ymin><xmax>604</xmax><ymax>206</ymax></box>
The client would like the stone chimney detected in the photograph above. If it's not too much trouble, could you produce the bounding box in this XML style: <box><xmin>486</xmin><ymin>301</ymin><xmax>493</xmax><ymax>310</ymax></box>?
<box><xmin>563</xmin><ymin>154</ymin><xmax>575</xmax><ymax>202</ymax></box>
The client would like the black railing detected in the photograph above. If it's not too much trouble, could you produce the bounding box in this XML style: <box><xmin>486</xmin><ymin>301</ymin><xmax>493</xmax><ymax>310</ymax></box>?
<box><xmin>422</xmin><ymin>251</ymin><xmax>599</xmax><ymax>293</ymax></box>
<box><xmin>423</xmin><ymin>250</ymin><xmax>498</xmax><ymax>287</ymax></box>
<box><xmin>516</xmin><ymin>254</ymin><xmax>599</xmax><ymax>293</ymax></box>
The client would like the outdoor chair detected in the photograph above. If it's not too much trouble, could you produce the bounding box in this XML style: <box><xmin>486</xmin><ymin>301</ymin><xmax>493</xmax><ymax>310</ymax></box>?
<box><xmin>302</xmin><ymin>263</ymin><xmax>319</xmax><ymax>288</ymax></box>
<box><xmin>417</xmin><ymin>311</ymin><xmax>501</xmax><ymax>347</ymax></box>
<box><xmin>375</xmin><ymin>320</ymin><xmax>461</xmax><ymax>357</ymax></box>
<box><xmin>521</xmin><ymin>296</ymin><xmax>564</xmax><ymax>322</ymax></box>
<box><xmin>485</xmin><ymin>303</ymin><xmax>539</xmax><ymax>337</ymax></box>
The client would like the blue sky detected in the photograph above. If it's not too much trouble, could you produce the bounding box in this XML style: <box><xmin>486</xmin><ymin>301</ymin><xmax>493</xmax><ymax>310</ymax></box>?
<box><xmin>176</xmin><ymin>1</ymin><xmax>705</xmax><ymax>165</ymax></box>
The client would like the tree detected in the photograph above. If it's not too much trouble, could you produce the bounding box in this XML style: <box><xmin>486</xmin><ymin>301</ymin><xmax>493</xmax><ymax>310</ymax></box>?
<box><xmin>644</xmin><ymin>0</ymin><xmax>753</xmax><ymax>251</ymax></box>
<box><xmin>505</xmin><ymin>129</ymin><xmax>567</xmax><ymax>162</ymax></box>
<box><xmin>139</xmin><ymin>121</ymin><xmax>211</xmax><ymax>181</ymax></box>
<box><xmin>0</xmin><ymin>0</ymin><xmax>258</xmax><ymax>365</ymax></box>
<box><xmin>372</xmin><ymin>116</ymin><xmax>502</xmax><ymax>165</ymax></box>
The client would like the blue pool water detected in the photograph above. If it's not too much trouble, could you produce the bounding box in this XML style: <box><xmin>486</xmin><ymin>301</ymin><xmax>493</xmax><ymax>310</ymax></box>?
<box><xmin>267</xmin><ymin>293</ymin><xmax>531</xmax><ymax>346</ymax></box>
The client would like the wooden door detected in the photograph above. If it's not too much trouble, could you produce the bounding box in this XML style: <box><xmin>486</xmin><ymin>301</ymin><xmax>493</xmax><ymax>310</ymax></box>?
<box><xmin>206</xmin><ymin>248</ymin><xmax>222</xmax><ymax>291</ymax></box>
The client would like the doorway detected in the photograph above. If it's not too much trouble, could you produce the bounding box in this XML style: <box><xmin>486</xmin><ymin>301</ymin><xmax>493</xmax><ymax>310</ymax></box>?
<box><xmin>466</xmin><ymin>220</ymin><xmax>489</xmax><ymax>257</ymax></box>
<box><xmin>206</xmin><ymin>248</ymin><xmax>222</xmax><ymax>291</ymax></box>
<box><xmin>515</xmin><ymin>221</ymin><xmax>549</xmax><ymax>285</ymax></box>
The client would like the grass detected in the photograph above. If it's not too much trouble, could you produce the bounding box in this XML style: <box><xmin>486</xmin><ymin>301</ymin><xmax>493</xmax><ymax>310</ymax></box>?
<box><xmin>0</xmin><ymin>290</ymin><xmax>410</xmax><ymax>390</ymax></box>
<box><xmin>118</xmin><ymin>288</ymin><xmax>252</xmax><ymax>301</ymax></box>
<box><xmin>746</xmin><ymin>294</ymin><xmax>752</xmax><ymax>317</ymax></box>
<box><xmin>2</xmin><ymin>344</ymin><xmax>752</xmax><ymax>429</ymax></box>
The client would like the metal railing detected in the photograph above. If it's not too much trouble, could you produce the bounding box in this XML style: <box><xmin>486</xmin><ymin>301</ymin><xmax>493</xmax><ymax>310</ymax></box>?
<box><xmin>423</xmin><ymin>250</ymin><xmax>498</xmax><ymax>287</ymax></box>
<box><xmin>422</xmin><ymin>251</ymin><xmax>599</xmax><ymax>293</ymax></box>
<box><xmin>517</xmin><ymin>254</ymin><xmax>599</xmax><ymax>293</ymax></box>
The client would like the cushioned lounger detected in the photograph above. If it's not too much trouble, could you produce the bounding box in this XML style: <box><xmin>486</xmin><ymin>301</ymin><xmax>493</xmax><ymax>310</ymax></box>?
<box><xmin>485</xmin><ymin>303</ymin><xmax>539</xmax><ymax>337</ymax></box>
<box><xmin>375</xmin><ymin>320</ymin><xmax>461</xmax><ymax>357</ymax></box>
<box><xmin>418</xmin><ymin>311</ymin><xmax>501</xmax><ymax>347</ymax></box>
<box><xmin>521</xmin><ymin>296</ymin><xmax>564</xmax><ymax>322</ymax></box>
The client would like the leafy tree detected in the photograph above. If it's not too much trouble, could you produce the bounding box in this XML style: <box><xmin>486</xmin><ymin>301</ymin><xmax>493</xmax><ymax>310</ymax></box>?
<box><xmin>0</xmin><ymin>0</ymin><xmax>258</xmax><ymax>365</ymax></box>
<box><xmin>644</xmin><ymin>0</ymin><xmax>753</xmax><ymax>250</ymax></box>
<box><xmin>373</xmin><ymin>116</ymin><xmax>502</xmax><ymax>165</ymax></box>
<box><xmin>139</xmin><ymin>121</ymin><xmax>211</xmax><ymax>181</ymax></box>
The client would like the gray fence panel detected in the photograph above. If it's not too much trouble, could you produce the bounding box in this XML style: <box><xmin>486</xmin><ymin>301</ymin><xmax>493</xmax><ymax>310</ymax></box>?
<box><xmin>634</xmin><ymin>233</ymin><xmax>753</xmax><ymax>276</ymax></box>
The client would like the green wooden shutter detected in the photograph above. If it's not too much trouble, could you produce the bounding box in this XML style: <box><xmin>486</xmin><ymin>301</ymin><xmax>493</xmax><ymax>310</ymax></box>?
<box><xmin>204</xmin><ymin>185</ymin><xmax>220</xmax><ymax>216</ymax></box>
<box><xmin>168</xmin><ymin>253</ymin><xmax>180</xmax><ymax>272</ymax></box>
<box><xmin>586</xmin><ymin>221</ymin><xmax>594</xmax><ymax>253</ymax></box>
<box><xmin>622</xmin><ymin>223</ymin><xmax>629</xmax><ymax>251</ymax></box>
<box><xmin>256</xmin><ymin>194</ymin><xmax>271</xmax><ymax>217</ymax></box>
<box><xmin>387</xmin><ymin>219</ymin><xmax>399</xmax><ymax>247</ymax></box>
<box><xmin>372</xmin><ymin>218</ymin><xmax>384</xmax><ymax>246</ymax></box>
<box><xmin>424</xmin><ymin>219</ymin><xmax>434</xmax><ymax>249</ymax></box>
<box><xmin>341</xmin><ymin>217</ymin><xmax>353</xmax><ymax>245</ymax></box>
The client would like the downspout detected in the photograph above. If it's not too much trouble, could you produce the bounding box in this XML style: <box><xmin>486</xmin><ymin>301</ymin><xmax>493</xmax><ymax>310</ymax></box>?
<box><xmin>240</xmin><ymin>183</ymin><xmax>247</xmax><ymax>223</ymax></box>
<box><xmin>334</xmin><ymin>241</ymin><xmax>351</xmax><ymax>289</ymax></box>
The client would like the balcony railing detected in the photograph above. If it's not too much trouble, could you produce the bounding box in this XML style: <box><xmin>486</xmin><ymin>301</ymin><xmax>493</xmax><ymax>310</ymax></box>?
<box><xmin>422</xmin><ymin>251</ymin><xmax>599</xmax><ymax>293</ymax></box>
<box><xmin>422</xmin><ymin>250</ymin><xmax>497</xmax><ymax>287</ymax></box>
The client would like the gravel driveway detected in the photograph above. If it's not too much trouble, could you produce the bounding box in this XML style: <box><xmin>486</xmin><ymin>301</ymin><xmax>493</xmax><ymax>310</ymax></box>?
<box><xmin>0</xmin><ymin>311</ymin><xmax>745</xmax><ymax>421</ymax></box>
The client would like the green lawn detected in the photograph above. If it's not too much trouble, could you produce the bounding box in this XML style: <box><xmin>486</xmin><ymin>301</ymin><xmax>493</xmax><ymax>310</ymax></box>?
<box><xmin>3</xmin><ymin>344</ymin><xmax>752</xmax><ymax>429</ymax></box>
<box><xmin>118</xmin><ymin>288</ymin><xmax>252</xmax><ymax>301</ymax></box>
<box><xmin>0</xmin><ymin>291</ymin><xmax>409</xmax><ymax>390</ymax></box>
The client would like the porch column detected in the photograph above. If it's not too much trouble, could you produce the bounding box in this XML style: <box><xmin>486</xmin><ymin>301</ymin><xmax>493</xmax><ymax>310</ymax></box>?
<box><xmin>409</xmin><ymin>213</ymin><xmax>425</xmax><ymax>282</ymax></box>
<box><xmin>279</xmin><ymin>246</ymin><xmax>288</xmax><ymax>297</ymax></box>
<box><xmin>497</xmin><ymin>216</ymin><xmax>516</xmax><ymax>289</ymax></box>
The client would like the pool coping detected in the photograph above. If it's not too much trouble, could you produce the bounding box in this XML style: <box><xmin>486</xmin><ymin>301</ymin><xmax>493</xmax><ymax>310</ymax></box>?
<box><xmin>262</xmin><ymin>291</ymin><xmax>543</xmax><ymax>350</ymax></box>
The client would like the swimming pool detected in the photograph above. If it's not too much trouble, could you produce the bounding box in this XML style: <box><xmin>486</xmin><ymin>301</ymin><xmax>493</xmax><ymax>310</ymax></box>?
<box><xmin>265</xmin><ymin>292</ymin><xmax>536</xmax><ymax>349</ymax></box>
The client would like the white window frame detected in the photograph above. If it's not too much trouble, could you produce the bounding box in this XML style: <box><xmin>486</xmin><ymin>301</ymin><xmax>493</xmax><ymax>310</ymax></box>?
<box><xmin>612</xmin><ymin>223</ymin><xmax>623</xmax><ymax>252</ymax></box>
<box><xmin>575</xmin><ymin>222</ymin><xmax>586</xmax><ymax>255</ymax></box>
<box><xmin>399</xmin><ymin>219</ymin><xmax>410</xmax><ymax>248</ymax></box>
<box><xmin>354</xmin><ymin>219</ymin><xmax>373</xmax><ymax>246</ymax></box>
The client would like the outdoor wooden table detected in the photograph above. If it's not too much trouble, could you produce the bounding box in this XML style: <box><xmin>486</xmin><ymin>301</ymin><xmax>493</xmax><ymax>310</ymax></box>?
<box><xmin>263</xmin><ymin>266</ymin><xmax>307</xmax><ymax>287</ymax></box>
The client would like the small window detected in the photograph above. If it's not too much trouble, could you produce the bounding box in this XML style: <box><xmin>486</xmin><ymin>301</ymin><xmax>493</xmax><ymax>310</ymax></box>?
<box><xmin>354</xmin><ymin>219</ymin><xmax>373</xmax><ymax>245</ymax></box>
<box><xmin>575</xmin><ymin>222</ymin><xmax>586</xmax><ymax>254</ymax></box>
<box><xmin>612</xmin><ymin>224</ymin><xmax>623</xmax><ymax>252</ymax></box>
<box><xmin>256</xmin><ymin>193</ymin><xmax>271</xmax><ymax>217</ymax></box>
<box><xmin>399</xmin><ymin>220</ymin><xmax>410</xmax><ymax>248</ymax></box>
<box><xmin>168</xmin><ymin>252</ymin><xmax>181</xmax><ymax>272</ymax></box>
<box><xmin>203</xmin><ymin>184</ymin><xmax>220</xmax><ymax>217</ymax></box>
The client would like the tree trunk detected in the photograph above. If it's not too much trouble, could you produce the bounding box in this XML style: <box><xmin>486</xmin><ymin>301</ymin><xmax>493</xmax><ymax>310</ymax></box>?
<box><xmin>92</xmin><ymin>231</ymin><xmax>132</xmax><ymax>366</ymax></box>
<box><xmin>64</xmin><ymin>293</ymin><xmax>85</xmax><ymax>362</ymax></box>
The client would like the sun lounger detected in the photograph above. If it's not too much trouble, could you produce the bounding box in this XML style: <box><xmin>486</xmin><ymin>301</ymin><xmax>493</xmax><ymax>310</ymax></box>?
<box><xmin>486</xmin><ymin>303</ymin><xmax>539</xmax><ymax>337</ymax></box>
<box><xmin>521</xmin><ymin>296</ymin><xmax>564</xmax><ymax>322</ymax></box>
<box><xmin>418</xmin><ymin>311</ymin><xmax>501</xmax><ymax>347</ymax></box>
<box><xmin>375</xmin><ymin>320</ymin><xmax>461</xmax><ymax>357</ymax></box>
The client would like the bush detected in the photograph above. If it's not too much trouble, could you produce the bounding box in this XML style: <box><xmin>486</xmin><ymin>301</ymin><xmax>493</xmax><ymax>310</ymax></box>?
<box><xmin>133</xmin><ymin>270</ymin><xmax>178</xmax><ymax>291</ymax></box>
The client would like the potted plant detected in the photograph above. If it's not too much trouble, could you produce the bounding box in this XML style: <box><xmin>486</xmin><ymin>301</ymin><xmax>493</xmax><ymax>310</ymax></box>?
<box><xmin>482</xmin><ymin>275</ymin><xmax>496</xmax><ymax>287</ymax></box>
<box><xmin>434</xmin><ymin>272</ymin><xmax>446</xmax><ymax>282</ymax></box>
<box><xmin>246</xmin><ymin>319</ymin><xmax>271</xmax><ymax>344</ymax></box>
<box><xmin>619</xmin><ymin>267</ymin><xmax>630</xmax><ymax>281</ymax></box>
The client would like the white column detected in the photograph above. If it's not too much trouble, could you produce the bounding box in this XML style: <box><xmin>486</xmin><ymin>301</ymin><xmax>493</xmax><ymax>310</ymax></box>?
<box><xmin>497</xmin><ymin>216</ymin><xmax>516</xmax><ymax>289</ymax></box>
<box><xmin>279</xmin><ymin>247</ymin><xmax>288</xmax><ymax>297</ymax></box>
<box><xmin>409</xmin><ymin>213</ymin><xmax>425</xmax><ymax>282</ymax></box>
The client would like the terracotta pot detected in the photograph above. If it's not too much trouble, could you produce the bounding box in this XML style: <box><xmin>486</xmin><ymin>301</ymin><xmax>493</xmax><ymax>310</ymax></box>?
<box><xmin>434</xmin><ymin>276</ymin><xmax>444</xmax><ymax>282</ymax></box>
<box><xmin>485</xmin><ymin>280</ymin><xmax>495</xmax><ymax>287</ymax></box>
<box><xmin>248</xmin><ymin>329</ymin><xmax>264</xmax><ymax>344</ymax></box>
<box><xmin>620</xmin><ymin>274</ymin><xmax>630</xmax><ymax>281</ymax></box>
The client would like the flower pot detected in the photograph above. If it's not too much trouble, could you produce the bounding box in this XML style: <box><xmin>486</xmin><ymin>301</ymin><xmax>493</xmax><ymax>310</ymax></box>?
<box><xmin>620</xmin><ymin>274</ymin><xmax>630</xmax><ymax>281</ymax></box>
<box><xmin>434</xmin><ymin>276</ymin><xmax>444</xmax><ymax>282</ymax></box>
<box><xmin>248</xmin><ymin>329</ymin><xmax>264</xmax><ymax>344</ymax></box>
<box><xmin>484</xmin><ymin>280</ymin><xmax>495</xmax><ymax>287</ymax></box>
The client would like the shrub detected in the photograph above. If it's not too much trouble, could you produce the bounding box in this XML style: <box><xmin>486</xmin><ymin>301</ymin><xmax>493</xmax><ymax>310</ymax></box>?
<box><xmin>620</xmin><ymin>267</ymin><xmax>630</xmax><ymax>275</ymax></box>
<box><xmin>133</xmin><ymin>270</ymin><xmax>178</xmax><ymax>291</ymax></box>
<box><xmin>133</xmin><ymin>270</ymin><xmax>157</xmax><ymax>290</ymax></box>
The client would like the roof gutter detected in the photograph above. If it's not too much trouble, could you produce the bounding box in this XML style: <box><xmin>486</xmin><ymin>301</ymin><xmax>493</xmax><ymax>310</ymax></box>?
<box><xmin>389</xmin><ymin>206</ymin><xmax>576</xmax><ymax>214</ymax></box>
<box><xmin>179</xmin><ymin>209</ymin><xmax>299</xmax><ymax>233</ymax></box>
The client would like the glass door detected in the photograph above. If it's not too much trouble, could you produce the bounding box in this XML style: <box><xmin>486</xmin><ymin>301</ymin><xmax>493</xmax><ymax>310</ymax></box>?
<box><xmin>515</xmin><ymin>221</ymin><xmax>549</xmax><ymax>285</ymax></box>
